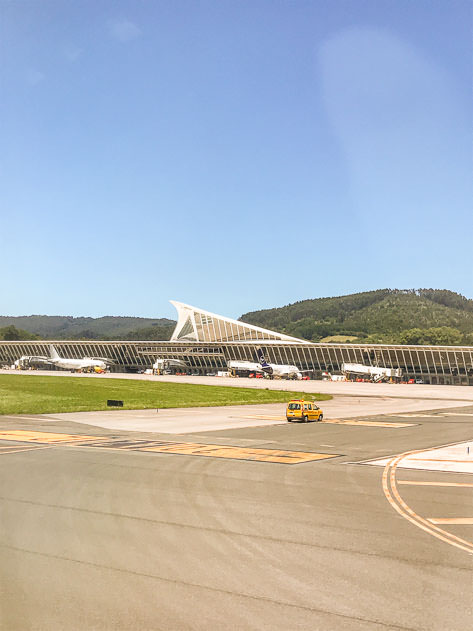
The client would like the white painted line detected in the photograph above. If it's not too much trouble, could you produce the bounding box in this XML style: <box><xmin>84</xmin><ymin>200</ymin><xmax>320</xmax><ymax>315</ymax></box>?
<box><xmin>396</xmin><ymin>412</ymin><xmax>473</xmax><ymax>418</ymax></box>
<box><xmin>240</xmin><ymin>415</ymin><xmax>415</xmax><ymax>428</ymax></box>
<box><xmin>428</xmin><ymin>518</ymin><xmax>473</xmax><ymax>525</ymax></box>
<box><xmin>443</xmin><ymin>413</ymin><xmax>473</xmax><ymax>417</ymax></box>
<box><xmin>324</xmin><ymin>419</ymin><xmax>415</xmax><ymax>428</ymax></box>
<box><xmin>14</xmin><ymin>416</ymin><xmax>60</xmax><ymax>422</ymax></box>
<box><xmin>395</xmin><ymin>414</ymin><xmax>437</xmax><ymax>418</ymax></box>
<box><xmin>398</xmin><ymin>480</ymin><xmax>473</xmax><ymax>488</ymax></box>
<box><xmin>364</xmin><ymin>441</ymin><xmax>473</xmax><ymax>474</ymax></box>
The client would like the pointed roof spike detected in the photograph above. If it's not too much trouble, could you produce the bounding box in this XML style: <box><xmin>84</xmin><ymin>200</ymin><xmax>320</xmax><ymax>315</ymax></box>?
<box><xmin>169</xmin><ymin>300</ymin><xmax>307</xmax><ymax>343</ymax></box>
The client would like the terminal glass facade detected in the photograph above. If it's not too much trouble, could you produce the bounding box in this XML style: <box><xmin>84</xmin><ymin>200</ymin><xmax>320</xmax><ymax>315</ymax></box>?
<box><xmin>1</xmin><ymin>301</ymin><xmax>473</xmax><ymax>385</ymax></box>
<box><xmin>2</xmin><ymin>340</ymin><xmax>473</xmax><ymax>385</ymax></box>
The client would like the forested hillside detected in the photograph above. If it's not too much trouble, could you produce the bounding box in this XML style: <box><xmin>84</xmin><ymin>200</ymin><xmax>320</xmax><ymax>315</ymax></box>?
<box><xmin>0</xmin><ymin>316</ymin><xmax>176</xmax><ymax>340</ymax></box>
<box><xmin>0</xmin><ymin>326</ymin><xmax>39</xmax><ymax>341</ymax></box>
<box><xmin>3</xmin><ymin>289</ymin><xmax>473</xmax><ymax>345</ymax></box>
<box><xmin>240</xmin><ymin>289</ymin><xmax>473</xmax><ymax>345</ymax></box>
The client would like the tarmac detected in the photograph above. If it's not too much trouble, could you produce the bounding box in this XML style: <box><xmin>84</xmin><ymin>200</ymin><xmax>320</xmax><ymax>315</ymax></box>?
<box><xmin>23</xmin><ymin>395</ymin><xmax>473</xmax><ymax>435</ymax></box>
<box><xmin>0</xmin><ymin>374</ymin><xmax>472</xmax><ymax>629</ymax></box>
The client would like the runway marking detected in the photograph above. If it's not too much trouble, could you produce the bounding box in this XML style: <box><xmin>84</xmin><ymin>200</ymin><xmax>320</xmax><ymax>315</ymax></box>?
<box><xmin>395</xmin><ymin>414</ymin><xmax>438</xmax><ymax>418</ymax></box>
<box><xmin>410</xmin><ymin>458</ymin><xmax>473</xmax><ymax>464</ymax></box>
<box><xmin>6</xmin><ymin>415</ymin><xmax>62</xmax><ymax>422</ymax></box>
<box><xmin>382</xmin><ymin>445</ymin><xmax>473</xmax><ymax>555</ymax></box>
<box><xmin>443</xmin><ymin>413</ymin><xmax>473</xmax><ymax>417</ymax></box>
<box><xmin>0</xmin><ymin>431</ymin><xmax>339</xmax><ymax>465</ymax></box>
<box><xmin>237</xmin><ymin>415</ymin><xmax>287</xmax><ymax>421</ymax></box>
<box><xmin>396</xmin><ymin>413</ymin><xmax>473</xmax><ymax>419</ymax></box>
<box><xmin>322</xmin><ymin>419</ymin><xmax>414</xmax><ymax>428</ymax></box>
<box><xmin>0</xmin><ymin>444</ymin><xmax>26</xmax><ymax>451</ymax></box>
<box><xmin>0</xmin><ymin>430</ymin><xmax>104</xmax><ymax>444</ymax></box>
<box><xmin>77</xmin><ymin>439</ymin><xmax>174</xmax><ymax>450</ymax></box>
<box><xmin>363</xmin><ymin>442</ymin><xmax>473</xmax><ymax>474</ymax></box>
<box><xmin>140</xmin><ymin>443</ymin><xmax>339</xmax><ymax>464</ymax></box>
<box><xmin>0</xmin><ymin>445</ymin><xmax>55</xmax><ymax>456</ymax></box>
<box><xmin>428</xmin><ymin>518</ymin><xmax>473</xmax><ymax>525</ymax></box>
<box><xmin>240</xmin><ymin>415</ymin><xmax>414</xmax><ymax>428</ymax></box>
<box><xmin>398</xmin><ymin>480</ymin><xmax>473</xmax><ymax>488</ymax></box>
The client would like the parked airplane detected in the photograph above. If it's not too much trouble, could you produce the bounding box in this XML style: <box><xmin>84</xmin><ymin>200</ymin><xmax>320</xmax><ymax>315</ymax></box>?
<box><xmin>32</xmin><ymin>345</ymin><xmax>110</xmax><ymax>372</ymax></box>
<box><xmin>228</xmin><ymin>348</ymin><xmax>304</xmax><ymax>380</ymax></box>
<box><xmin>255</xmin><ymin>348</ymin><xmax>304</xmax><ymax>380</ymax></box>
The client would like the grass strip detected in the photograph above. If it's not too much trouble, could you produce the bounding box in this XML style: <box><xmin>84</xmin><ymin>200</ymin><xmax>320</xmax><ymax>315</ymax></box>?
<box><xmin>0</xmin><ymin>375</ymin><xmax>331</xmax><ymax>415</ymax></box>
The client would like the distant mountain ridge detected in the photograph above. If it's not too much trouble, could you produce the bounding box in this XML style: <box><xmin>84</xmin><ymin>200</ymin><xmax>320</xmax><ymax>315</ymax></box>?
<box><xmin>2</xmin><ymin>289</ymin><xmax>473</xmax><ymax>345</ymax></box>
<box><xmin>240</xmin><ymin>289</ymin><xmax>473</xmax><ymax>345</ymax></box>
<box><xmin>0</xmin><ymin>315</ymin><xmax>176</xmax><ymax>340</ymax></box>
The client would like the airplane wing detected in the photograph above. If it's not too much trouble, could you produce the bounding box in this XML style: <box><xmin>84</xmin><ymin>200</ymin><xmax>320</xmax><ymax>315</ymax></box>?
<box><xmin>227</xmin><ymin>361</ymin><xmax>261</xmax><ymax>371</ymax></box>
<box><xmin>88</xmin><ymin>357</ymin><xmax>115</xmax><ymax>364</ymax></box>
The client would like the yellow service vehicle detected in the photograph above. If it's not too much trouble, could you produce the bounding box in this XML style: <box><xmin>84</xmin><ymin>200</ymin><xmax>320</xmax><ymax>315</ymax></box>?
<box><xmin>286</xmin><ymin>399</ymin><xmax>324</xmax><ymax>422</ymax></box>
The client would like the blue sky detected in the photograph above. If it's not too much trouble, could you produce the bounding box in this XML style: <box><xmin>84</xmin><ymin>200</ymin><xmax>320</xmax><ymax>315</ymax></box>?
<box><xmin>1</xmin><ymin>0</ymin><xmax>472</xmax><ymax>319</ymax></box>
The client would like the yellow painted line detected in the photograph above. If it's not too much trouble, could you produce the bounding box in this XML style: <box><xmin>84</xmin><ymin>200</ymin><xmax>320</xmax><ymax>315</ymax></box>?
<box><xmin>141</xmin><ymin>442</ymin><xmax>339</xmax><ymax>464</ymax></box>
<box><xmin>398</xmin><ymin>480</ymin><xmax>473</xmax><ymax>488</ymax></box>
<box><xmin>428</xmin><ymin>518</ymin><xmax>473</xmax><ymax>525</ymax></box>
<box><xmin>382</xmin><ymin>448</ymin><xmax>473</xmax><ymax>555</ymax></box>
<box><xmin>0</xmin><ymin>430</ymin><xmax>104</xmax><ymax>444</ymax></box>
<box><xmin>0</xmin><ymin>431</ymin><xmax>338</xmax><ymax>465</ymax></box>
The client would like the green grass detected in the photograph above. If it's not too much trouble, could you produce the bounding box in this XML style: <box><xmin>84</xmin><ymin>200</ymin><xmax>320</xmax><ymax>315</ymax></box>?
<box><xmin>320</xmin><ymin>335</ymin><xmax>359</xmax><ymax>343</ymax></box>
<box><xmin>0</xmin><ymin>375</ymin><xmax>332</xmax><ymax>415</ymax></box>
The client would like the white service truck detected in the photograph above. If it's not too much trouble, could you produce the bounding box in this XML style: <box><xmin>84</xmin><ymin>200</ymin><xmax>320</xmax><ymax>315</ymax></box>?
<box><xmin>341</xmin><ymin>363</ymin><xmax>402</xmax><ymax>382</ymax></box>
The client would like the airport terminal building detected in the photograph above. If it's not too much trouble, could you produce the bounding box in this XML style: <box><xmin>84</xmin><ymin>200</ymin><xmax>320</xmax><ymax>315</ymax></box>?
<box><xmin>1</xmin><ymin>301</ymin><xmax>473</xmax><ymax>386</ymax></box>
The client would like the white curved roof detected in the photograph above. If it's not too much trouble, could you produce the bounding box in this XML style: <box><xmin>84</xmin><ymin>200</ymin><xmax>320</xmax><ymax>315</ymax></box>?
<box><xmin>170</xmin><ymin>301</ymin><xmax>307</xmax><ymax>343</ymax></box>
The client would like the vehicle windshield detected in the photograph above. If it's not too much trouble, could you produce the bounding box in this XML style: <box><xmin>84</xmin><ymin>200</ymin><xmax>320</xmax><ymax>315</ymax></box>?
<box><xmin>288</xmin><ymin>403</ymin><xmax>301</xmax><ymax>410</ymax></box>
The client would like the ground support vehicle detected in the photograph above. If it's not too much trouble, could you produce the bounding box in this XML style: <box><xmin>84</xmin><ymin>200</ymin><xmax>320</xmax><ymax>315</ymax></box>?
<box><xmin>286</xmin><ymin>399</ymin><xmax>323</xmax><ymax>422</ymax></box>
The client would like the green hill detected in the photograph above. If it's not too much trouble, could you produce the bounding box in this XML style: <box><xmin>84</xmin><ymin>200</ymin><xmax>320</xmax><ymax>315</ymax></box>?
<box><xmin>3</xmin><ymin>289</ymin><xmax>473</xmax><ymax>345</ymax></box>
<box><xmin>0</xmin><ymin>325</ymin><xmax>39</xmax><ymax>341</ymax></box>
<box><xmin>0</xmin><ymin>315</ymin><xmax>176</xmax><ymax>340</ymax></box>
<box><xmin>240</xmin><ymin>289</ymin><xmax>473</xmax><ymax>345</ymax></box>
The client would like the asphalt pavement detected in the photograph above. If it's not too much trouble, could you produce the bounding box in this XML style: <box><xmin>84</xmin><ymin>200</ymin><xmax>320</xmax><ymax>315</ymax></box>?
<box><xmin>0</xmin><ymin>397</ymin><xmax>472</xmax><ymax>630</ymax></box>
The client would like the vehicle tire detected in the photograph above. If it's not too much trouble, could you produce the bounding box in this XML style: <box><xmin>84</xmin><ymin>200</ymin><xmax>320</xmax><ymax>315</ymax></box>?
<box><xmin>319</xmin><ymin>414</ymin><xmax>323</xmax><ymax>422</ymax></box>
<box><xmin>303</xmin><ymin>415</ymin><xmax>308</xmax><ymax>423</ymax></box>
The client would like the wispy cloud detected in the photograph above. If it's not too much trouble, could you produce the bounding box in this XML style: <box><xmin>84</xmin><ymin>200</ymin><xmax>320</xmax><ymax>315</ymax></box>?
<box><xmin>26</xmin><ymin>70</ymin><xmax>45</xmax><ymax>86</ymax></box>
<box><xmin>109</xmin><ymin>19</ymin><xmax>141</xmax><ymax>43</ymax></box>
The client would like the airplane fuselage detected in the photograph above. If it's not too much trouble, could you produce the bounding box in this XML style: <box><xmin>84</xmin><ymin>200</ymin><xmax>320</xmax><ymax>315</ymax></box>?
<box><xmin>270</xmin><ymin>365</ymin><xmax>303</xmax><ymax>379</ymax></box>
<box><xmin>228</xmin><ymin>360</ymin><xmax>302</xmax><ymax>379</ymax></box>
<box><xmin>50</xmin><ymin>358</ymin><xmax>106</xmax><ymax>371</ymax></box>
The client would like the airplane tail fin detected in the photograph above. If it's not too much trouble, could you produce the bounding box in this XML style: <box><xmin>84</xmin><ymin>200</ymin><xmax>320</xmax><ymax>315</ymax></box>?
<box><xmin>49</xmin><ymin>345</ymin><xmax>60</xmax><ymax>360</ymax></box>
<box><xmin>256</xmin><ymin>348</ymin><xmax>270</xmax><ymax>368</ymax></box>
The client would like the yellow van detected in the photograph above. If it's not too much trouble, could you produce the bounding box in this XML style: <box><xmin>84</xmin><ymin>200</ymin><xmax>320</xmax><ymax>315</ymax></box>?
<box><xmin>286</xmin><ymin>399</ymin><xmax>324</xmax><ymax>422</ymax></box>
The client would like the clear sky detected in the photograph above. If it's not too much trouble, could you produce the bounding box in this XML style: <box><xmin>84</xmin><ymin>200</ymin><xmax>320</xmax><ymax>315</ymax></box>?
<box><xmin>1</xmin><ymin>0</ymin><xmax>472</xmax><ymax>319</ymax></box>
